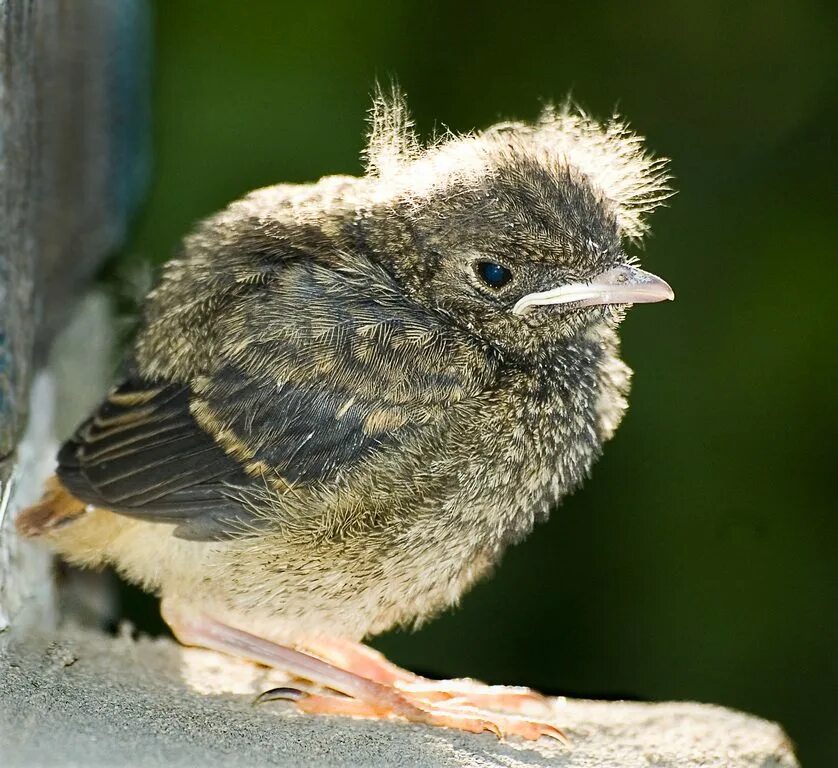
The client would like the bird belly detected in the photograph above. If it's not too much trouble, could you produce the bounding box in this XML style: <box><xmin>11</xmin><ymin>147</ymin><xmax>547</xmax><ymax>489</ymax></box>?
<box><xmin>186</xmin><ymin>522</ymin><xmax>499</xmax><ymax>644</ymax></box>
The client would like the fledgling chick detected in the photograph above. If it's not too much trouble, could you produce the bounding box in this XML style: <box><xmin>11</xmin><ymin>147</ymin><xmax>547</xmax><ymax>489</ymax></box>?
<box><xmin>18</xmin><ymin>89</ymin><xmax>673</xmax><ymax>740</ymax></box>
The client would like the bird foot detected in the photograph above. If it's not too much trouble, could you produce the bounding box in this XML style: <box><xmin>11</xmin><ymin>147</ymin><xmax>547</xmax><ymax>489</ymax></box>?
<box><xmin>257</xmin><ymin>686</ymin><xmax>567</xmax><ymax>742</ymax></box>
<box><xmin>162</xmin><ymin>601</ymin><xmax>566</xmax><ymax>743</ymax></box>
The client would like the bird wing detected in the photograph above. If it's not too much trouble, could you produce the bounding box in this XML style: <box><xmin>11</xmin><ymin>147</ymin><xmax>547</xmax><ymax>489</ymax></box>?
<box><xmin>57</xmin><ymin>261</ymin><xmax>495</xmax><ymax>540</ymax></box>
<box><xmin>57</xmin><ymin>381</ymin><xmax>259</xmax><ymax>540</ymax></box>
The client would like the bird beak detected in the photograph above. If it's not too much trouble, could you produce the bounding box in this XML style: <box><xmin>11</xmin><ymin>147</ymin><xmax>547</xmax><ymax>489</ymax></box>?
<box><xmin>512</xmin><ymin>264</ymin><xmax>675</xmax><ymax>316</ymax></box>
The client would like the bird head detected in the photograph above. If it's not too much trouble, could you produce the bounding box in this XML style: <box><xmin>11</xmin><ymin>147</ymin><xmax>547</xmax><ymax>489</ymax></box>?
<box><xmin>357</xmin><ymin>89</ymin><xmax>674</xmax><ymax>356</ymax></box>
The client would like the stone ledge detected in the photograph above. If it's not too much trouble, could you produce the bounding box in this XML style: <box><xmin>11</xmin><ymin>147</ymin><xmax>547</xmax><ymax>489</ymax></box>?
<box><xmin>0</xmin><ymin>625</ymin><xmax>798</xmax><ymax>768</ymax></box>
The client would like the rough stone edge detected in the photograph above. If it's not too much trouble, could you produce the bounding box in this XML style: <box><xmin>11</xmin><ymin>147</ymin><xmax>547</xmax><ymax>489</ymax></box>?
<box><xmin>1</xmin><ymin>624</ymin><xmax>800</xmax><ymax>768</ymax></box>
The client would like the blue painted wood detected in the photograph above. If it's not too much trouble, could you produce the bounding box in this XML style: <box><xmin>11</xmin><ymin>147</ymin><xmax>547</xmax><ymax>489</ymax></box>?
<box><xmin>0</xmin><ymin>0</ymin><xmax>151</xmax><ymax>464</ymax></box>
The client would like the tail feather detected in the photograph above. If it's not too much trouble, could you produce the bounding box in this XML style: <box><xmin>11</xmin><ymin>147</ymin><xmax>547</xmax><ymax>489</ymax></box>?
<box><xmin>16</xmin><ymin>476</ymin><xmax>159</xmax><ymax>580</ymax></box>
<box><xmin>15</xmin><ymin>476</ymin><xmax>89</xmax><ymax>538</ymax></box>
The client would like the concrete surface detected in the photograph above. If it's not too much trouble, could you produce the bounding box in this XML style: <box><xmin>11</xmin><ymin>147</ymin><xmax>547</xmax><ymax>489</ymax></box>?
<box><xmin>0</xmin><ymin>625</ymin><xmax>798</xmax><ymax>768</ymax></box>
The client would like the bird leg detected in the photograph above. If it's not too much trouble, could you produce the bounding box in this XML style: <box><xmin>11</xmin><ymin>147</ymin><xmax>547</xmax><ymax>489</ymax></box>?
<box><xmin>162</xmin><ymin>601</ymin><xmax>566</xmax><ymax>742</ymax></box>
<box><xmin>301</xmin><ymin>636</ymin><xmax>416</xmax><ymax>684</ymax></box>
<box><xmin>304</xmin><ymin>636</ymin><xmax>550</xmax><ymax>712</ymax></box>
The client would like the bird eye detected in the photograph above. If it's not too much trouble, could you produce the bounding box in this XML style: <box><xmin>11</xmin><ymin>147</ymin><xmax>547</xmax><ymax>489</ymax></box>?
<box><xmin>475</xmin><ymin>261</ymin><xmax>512</xmax><ymax>289</ymax></box>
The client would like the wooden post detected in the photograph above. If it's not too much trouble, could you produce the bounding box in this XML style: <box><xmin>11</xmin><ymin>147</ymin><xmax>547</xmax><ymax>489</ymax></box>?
<box><xmin>0</xmin><ymin>0</ymin><xmax>150</xmax><ymax>634</ymax></box>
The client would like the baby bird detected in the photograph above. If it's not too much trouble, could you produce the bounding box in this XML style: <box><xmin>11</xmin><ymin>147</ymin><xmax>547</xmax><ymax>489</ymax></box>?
<box><xmin>18</xmin><ymin>89</ymin><xmax>673</xmax><ymax>740</ymax></box>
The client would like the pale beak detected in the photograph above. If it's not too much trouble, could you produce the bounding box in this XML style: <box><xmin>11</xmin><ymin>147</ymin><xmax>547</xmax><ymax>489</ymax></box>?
<box><xmin>512</xmin><ymin>264</ymin><xmax>675</xmax><ymax>316</ymax></box>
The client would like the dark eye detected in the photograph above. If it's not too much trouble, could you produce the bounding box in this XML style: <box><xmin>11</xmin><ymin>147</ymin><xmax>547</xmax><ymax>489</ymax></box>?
<box><xmin>475</xmin><ymin>261</ymin><xmax>512</xmax><ymax>289</ymax></box>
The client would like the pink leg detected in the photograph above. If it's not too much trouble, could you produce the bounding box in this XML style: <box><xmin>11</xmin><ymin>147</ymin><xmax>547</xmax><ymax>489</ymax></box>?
<box><xmin>163</xmin><ymin>601</ymin><xmax>566</xmax><ymax>742</ymax></box>
<box><xmin>303</xmin><ymin>637</ymin><xmax>416</xmax><ymax>685</ymax></box>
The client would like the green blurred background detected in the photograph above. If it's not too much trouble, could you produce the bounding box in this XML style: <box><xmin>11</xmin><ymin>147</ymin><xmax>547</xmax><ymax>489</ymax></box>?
<box><xmin>110</xmin><ymin>1</ymin><xmax>837</xmax><ymax>764</ymax></box>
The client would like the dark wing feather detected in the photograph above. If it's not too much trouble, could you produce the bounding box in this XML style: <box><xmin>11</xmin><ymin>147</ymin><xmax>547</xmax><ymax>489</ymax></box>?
<box><xmin>57</xmin><ymin>381</ymin><xmax>254</xmax><ymax>540</ymax></box>
<box><xmin>190</xmin><ymin>260</ymin><xmax>496</xmax><ymax>486</ymax></box>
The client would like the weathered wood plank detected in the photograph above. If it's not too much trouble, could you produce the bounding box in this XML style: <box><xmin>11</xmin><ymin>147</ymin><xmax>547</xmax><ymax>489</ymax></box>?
<box><xmin>0</xmin><ymin>0</ymin><xmax>150</xmax><ymax>632</ymax></box>
<box><xmin>0</xmin><ymin>0</ymin><xmax>150</xmax><ymax>460</ymax></box>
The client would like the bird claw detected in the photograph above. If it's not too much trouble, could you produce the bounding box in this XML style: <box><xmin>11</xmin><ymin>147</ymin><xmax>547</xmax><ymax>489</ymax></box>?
<box><xmin>419</xmin><ymin>701</ymin><xmax>569</xmax><ymax>743</ymax></box>
<box><xmin>482</xmin><ymin>713</ymin><xmax>569</xmax><ymax>744</ymax></box>
<box><xmin>252</xmin><ymin>686</ymin><xmax>307</xmax><ymax>706</ymax></box>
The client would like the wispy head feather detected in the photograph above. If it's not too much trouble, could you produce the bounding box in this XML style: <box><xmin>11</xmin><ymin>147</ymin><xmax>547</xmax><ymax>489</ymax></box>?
<box><xmin>364</xmin><ymin>82</ymin><xmax>420</xmax><ymax>178</ymax></box>
<box><xmin>531</xmin><ymin>104</ymin><xmax>673</xmax><ymax>241</ymax></box>
<box><xmin>362</xmin><ymin>89</ymin><xmax>672</xmax><ymax>242</ymax></box>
